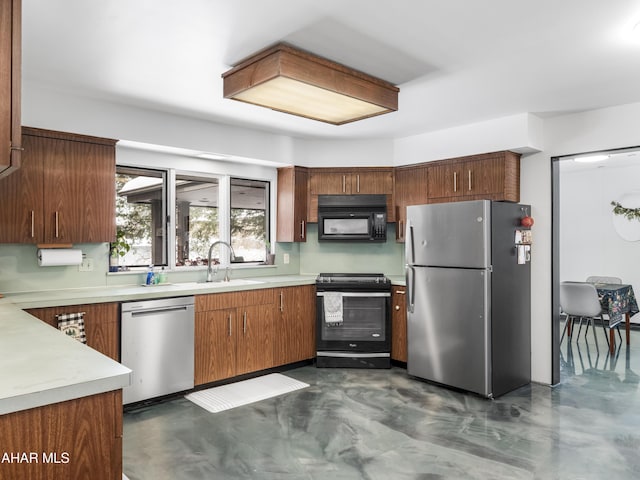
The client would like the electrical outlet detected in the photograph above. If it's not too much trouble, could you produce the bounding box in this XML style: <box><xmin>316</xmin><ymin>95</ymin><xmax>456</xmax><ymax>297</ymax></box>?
<box><xmin>78</xmin><ymin>257</ymin><xmax>94</xmax><ymax>272</ymax></box>
<box><xmin>283</xmin><ymin>253</ymin><xmax>290</xmax><ymax>264</ymax></box>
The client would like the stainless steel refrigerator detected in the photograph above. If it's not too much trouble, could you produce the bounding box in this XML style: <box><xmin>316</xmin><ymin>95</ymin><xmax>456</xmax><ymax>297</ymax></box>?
<box><xmin>405</xmin><ymin>200</ymin><xmax>531</xmax><ymax>398</ymax></box>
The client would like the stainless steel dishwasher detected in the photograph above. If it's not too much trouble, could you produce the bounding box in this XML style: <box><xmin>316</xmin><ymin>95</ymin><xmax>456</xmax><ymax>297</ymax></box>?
<box><xmin>121</xmin><ymin>296</ymin><xmax>195</xmax><ymax>405</ymax></box>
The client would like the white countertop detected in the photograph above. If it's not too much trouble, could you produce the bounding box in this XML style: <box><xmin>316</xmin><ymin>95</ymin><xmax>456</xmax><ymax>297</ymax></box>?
<box><xmin>0</xmin><ymin>303</ymin><xmax>131</xmax><ymax>415</ymax></box>
<box><xmin>2</xmin><ymin>275</ymin><xmax>318</xmax><ymax>309</ymax></box>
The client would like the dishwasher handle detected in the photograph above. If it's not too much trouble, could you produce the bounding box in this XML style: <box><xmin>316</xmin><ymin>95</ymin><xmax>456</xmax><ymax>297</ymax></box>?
<box><xmin>128</xmin><ymin>305</ymin><xmax>192</xmax><ymax>316</ymax></box>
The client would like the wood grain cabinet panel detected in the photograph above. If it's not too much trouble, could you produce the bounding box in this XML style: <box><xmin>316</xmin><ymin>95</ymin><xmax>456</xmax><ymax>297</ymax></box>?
<box><xmin>0</xmin><ymin>127</ymin><xmax>117</xmax><ymax>244</ymax></box>
<box><xmin>307</xmin><ymin>167</ymin><xmax>394</xmax><ymax>222</ymax></box>
<box><xmin>0</xmin><ymin>390</ymin><xmax>123</xmax><ymax>480</ymax></box>
<box><xmin>195</xmin><ymin>308</ymin><xmax>236</xmax><ymax>384</ymax></box>
<box><xmin>391</xmin><ymin>286</ymin><xmax>407</xmax><ymax>363</ymax></box>
<box><xmin>277</xmin><ymin>166</ymin><xmax>308</xmax><ymax>242</ymax></box>
<box><xmin>274</xmin><ymin>285</ymin><xmax>316</xmax><ymax>366</ymax></box>
<box><xmin>394</xmin><ymin>165</ymin><xmax>428</xmax><ymax>242</ymax></box>
<box><xmin>194</xmin><ymin>289</ymin><xmax>276</xmax><ymax>386</ymax></box>
<box><xmin>427</xmin><ymin>151</ymin><xmax>520</xmax><ymax>204</ymax></box>
<box><xmin>26</xmin><ymin>303</ymin><xmax>120</xmax><ymax>361</ymax></box>
<box><xmin>0</xmin><ymin>0</ymin><xmax>21</xmax><ymax>178</ymax></box>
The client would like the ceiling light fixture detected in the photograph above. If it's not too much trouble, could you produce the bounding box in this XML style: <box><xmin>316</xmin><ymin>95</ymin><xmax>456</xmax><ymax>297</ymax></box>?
<box><xmin>222</xmin><ymin>43</ymin><xmax>399</xmax><ymax>125</ymax></box>
<box><xmin>574</xmin><ymin>154</ymin><xmax>610</xmax><ymax>163</ymax></box>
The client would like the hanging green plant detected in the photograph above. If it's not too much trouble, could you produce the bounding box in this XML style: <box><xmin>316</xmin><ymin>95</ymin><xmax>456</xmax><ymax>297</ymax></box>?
<box><xmin>611</xmin><ymin>201</ymin><xmax>640</xmax><ymax>221</ymax></box>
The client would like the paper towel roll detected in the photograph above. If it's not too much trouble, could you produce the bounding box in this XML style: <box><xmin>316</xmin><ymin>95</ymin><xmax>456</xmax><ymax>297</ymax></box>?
<box><xmin>37</xmin><ymin>248</ymin><xmax>83</xmax><ymax>267</ymax></box>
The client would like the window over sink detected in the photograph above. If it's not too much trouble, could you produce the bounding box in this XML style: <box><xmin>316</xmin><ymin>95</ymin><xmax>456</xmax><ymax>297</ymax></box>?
<box><xmin>115</xmin><ymin>166</ymin><xmax>270</xmax><ymax>270</ymax></box>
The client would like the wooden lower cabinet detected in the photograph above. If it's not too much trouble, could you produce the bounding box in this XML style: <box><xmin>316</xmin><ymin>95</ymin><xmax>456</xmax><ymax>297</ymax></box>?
<box><xmin>391</xmin><ymin>286</ymin><xmax>407</xmax><ymax>363</ymax></box>
<box><xmin>26</xmin><ymin>303</ymin><xmax>120</xmax><ymax>361</ymax></box>
<box><xmin>274</xmin><ymin>285</ymin><xmax>316</xmax><ymax>366</ymax></box>
<box><xmin>195</xmin><ymin>289</ymin><xmax>276</xmax><ymax>386</ymax></box>
<box><xmin>0</xmin><ymin>390</ymin><xmax>123</xmax><ymax>480</ymax></box>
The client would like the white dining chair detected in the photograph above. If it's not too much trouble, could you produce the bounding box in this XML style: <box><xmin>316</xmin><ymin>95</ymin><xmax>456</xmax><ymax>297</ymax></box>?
<box><xmin>586</xmin><ymin>276</ymin><xmax>623</xmax><ymax>348</ymax></box>
<box><xmin>586</xmin><ymin>276</ymin><xmax>622</xmax><ymax>284</ymax></box>
<box><xmin>560</xmin><ymin>281</ymin><xmax>604</xmax><ymax>349</ymax></box>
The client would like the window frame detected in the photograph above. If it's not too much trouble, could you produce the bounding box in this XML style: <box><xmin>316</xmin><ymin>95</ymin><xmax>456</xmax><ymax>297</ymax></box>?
<box><xmin>114</xmin><ymin>165</ymin><xmax>272</xmax><ymax>271</ymax></box>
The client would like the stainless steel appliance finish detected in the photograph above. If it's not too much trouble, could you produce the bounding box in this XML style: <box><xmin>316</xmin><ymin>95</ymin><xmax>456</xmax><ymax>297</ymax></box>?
<box><xmin>406</xmin><ymin>200</ymin><xmax>531</xmax><ymax>398</ymax></box>
<box><xmin>121</xmin><ymin>296</ymin><xmax>195</xmax><ymax>404</ymax></box>
<box><xmin>316</xmin><ymin>273</ymin><xmax>392</xmax><ymax>368</ymax></box>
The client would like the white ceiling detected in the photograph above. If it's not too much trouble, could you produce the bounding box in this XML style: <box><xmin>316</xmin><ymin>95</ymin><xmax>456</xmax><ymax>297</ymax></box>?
<box><xmin>21</xmin><ymin>0</ymin><xmax>640</xmax><ymax>141</ymax></box>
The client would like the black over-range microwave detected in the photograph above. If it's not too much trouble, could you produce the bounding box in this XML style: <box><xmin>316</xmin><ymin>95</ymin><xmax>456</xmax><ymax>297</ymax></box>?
<box><xmin>317</xmin><ymin>194</ymin><xmax>387</xmax><ymax>242</ymax></box>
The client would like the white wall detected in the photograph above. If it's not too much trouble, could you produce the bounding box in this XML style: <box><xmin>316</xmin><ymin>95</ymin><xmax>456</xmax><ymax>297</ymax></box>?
<box><xmin>559</xmin><ymin>163</ymin><xmax>640</xmax><ymax>322</ymax></box>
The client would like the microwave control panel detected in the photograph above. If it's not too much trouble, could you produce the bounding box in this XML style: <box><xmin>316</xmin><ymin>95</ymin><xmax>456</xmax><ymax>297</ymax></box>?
<box><xmin>372</xmin><ymin>213</ymin><xmax>387</xmax><ymax>241</ymax></box>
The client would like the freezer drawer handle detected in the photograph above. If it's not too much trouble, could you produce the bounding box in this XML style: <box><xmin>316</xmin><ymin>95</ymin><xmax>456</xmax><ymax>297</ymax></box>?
<box><xmin>406</xmin><ymin>266</ymin><xmax>416</xmax><ymax>314</ymax></box>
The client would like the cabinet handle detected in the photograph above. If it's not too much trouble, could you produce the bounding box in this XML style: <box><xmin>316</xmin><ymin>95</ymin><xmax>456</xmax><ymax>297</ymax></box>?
<box><xmin>228</xmin><ymin>313</ymin><xmax>232</xmax><ymax>337</ymax></box>
<box><xmin>55</xmin><ymin>211</ymin><xmax>59</xmax><ymax>238</ymax></box>
<box><xmin>342</xmin><ymin>175</ymin><xmax>346</xmax><ymax>193</ymax></box>
<box><xmin>356</xmin><ymin>174</ymin><xmax>360</xmax><ymax>193</ymax></box>
<box><xmin>301</xmin><ymin>220</ymin><xmax>305</xmax><ymax>240</ymax></box>
<box><xmin>395</xmin><ymin>305</ymin><xmax>401</xmax><ymax>311</ymax></box>
<box><xmin>396</xmin><ymin>290</ymin><xmax>406</xmax><ymax>295</ymax></box>
<box><xmin>453</xmin><ymin>172</ymin><xmax>457</xmax><ymax>192</ymax></box>
<box><xmin>30</xmin><ymin>211</ymin><xmax>35</xmax><ymax>238</ymax></box>
<box><xmin>280</xmin><ymin>291</ymin><xmax>284</xmax><ymax>312</ymax></box>
<box><xmin>468</xmin><ymin>170</ymin><xmax>472</xmax><ymax>191</ymax></box>
<box><xmin>243</xmin><ymin>311</ymin><xmax>247</xmax><ymax>334</ymax></box>
<box><xmin>10</xmin><ymin>145</ymin><xmax>24</xmax><ymax>152</ymax></box>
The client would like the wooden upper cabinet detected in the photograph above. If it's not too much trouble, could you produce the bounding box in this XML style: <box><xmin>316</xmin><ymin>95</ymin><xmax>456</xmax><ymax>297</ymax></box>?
<box><xmin>277</xmin><ymin>166</ymin><xmax>308</xmax><ymax>242</ymax></box>
<box><xmin>394</xmin><ymin>165</ymin><xmax>428</xmax><ymax>242</ymax></box>
<box><xmin>0</xmin><ymin>0</ymin><xmax>21</xmax><ymax>178</ymax></box>
<box><xmin>307</xmin><ymin>167</ymin><xmax>394</xmax><ymax>222</ymax></box>
<box><xmin>427</xmin><ymin>151</ymin><xmax>520</xmax><ymax>203</ymax></box>
<box><xmin>0</xmin><ymin>127</ymin><xmax>117</xmax><ymax>244</ymax></box>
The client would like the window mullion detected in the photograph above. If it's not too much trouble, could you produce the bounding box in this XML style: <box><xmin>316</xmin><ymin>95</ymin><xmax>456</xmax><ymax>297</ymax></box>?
<box><xmin>166</xmin><ymin>169</ymin><xmax>177</xmax><ymax>269</ymax></box>
<box><xmin>218</xmin><ymin>176</ymin><xmax>231</xmax><ymax>266</ymax></box>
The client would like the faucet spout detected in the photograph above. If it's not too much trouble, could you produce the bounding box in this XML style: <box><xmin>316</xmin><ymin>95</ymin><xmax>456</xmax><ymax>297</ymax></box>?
<box><xmin>206</xmin><ymin>241</ymin><xmax>236</xmax><ymax>282</ymax></box>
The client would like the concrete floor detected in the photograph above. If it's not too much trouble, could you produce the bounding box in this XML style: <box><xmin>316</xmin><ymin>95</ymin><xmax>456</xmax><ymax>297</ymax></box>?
<box><xmin>123</xmin><ymin>330</ymin><xmax>640</xmax><ymax>479</ymax></box>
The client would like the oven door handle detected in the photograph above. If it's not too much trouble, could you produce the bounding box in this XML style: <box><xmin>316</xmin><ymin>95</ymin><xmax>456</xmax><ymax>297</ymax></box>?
<box><xmin>406</xmin><ymin>265</ymin><xmax>416</xmax><ymax>314</ymax></box>
<box><xmin>316</xmin><ymin>291</ymin><xmax>391</xmax><ymax>297</ymax></box>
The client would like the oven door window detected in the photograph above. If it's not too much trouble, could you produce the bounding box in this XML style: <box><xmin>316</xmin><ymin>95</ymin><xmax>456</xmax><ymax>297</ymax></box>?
<box><xmin>320</xmin><ymin>295</ymin><xmax>387</xmax><ymax>341</ymax></box>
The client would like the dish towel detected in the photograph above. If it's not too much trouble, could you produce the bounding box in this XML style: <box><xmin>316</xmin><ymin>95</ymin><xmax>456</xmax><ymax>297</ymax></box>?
<box><xmin>323</xmin><ymin>292</ymin><xmax>344</xmax><ymax>326</ymax></box>
<box><xmin>56</xmin><ymin>312</ymin><xmax>87</xmax><ymax>344</ymax></box>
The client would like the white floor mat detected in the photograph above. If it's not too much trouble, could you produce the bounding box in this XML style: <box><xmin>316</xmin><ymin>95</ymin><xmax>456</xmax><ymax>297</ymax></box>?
<box><xmin>185</xmin><ymin>373</ymin><xmax>309</xmax><ymax>413</ymax></box>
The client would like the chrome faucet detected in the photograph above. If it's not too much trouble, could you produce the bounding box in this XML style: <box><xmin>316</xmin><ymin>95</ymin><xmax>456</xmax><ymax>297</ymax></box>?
<box><xmin>206</xmin><ymin>241</ymin><xmax>236</xmax><ymax>282</ymax></box>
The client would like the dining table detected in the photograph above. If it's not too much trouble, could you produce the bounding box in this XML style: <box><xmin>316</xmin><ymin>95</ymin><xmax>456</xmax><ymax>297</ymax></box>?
<box><xmin>595</xmin><ymin>283</ymin><xmax>639</xmax><ymax>354</ymax></box>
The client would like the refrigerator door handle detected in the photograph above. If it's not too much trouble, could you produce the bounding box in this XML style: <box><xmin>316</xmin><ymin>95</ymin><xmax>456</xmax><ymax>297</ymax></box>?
<box><xmin>406</xmin><ymin>265</ymin><xmax>416</xmax><ymax>313</ymax></box>
<box><xmin>408</xmin><ymin>222</ymin><xmax>416</xmax><ymax>265</ymax></box>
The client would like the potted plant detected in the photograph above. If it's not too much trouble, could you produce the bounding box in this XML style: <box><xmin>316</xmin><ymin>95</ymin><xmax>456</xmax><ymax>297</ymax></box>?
<box><xmin>109</xmin><ymin>229</ymin><xmax>130</xmax><ymax>272</ymax></box>
<box><xmin>265</xmin><ymin>241</ymin><xmax>275</xmax><ymax>265</ymax></box>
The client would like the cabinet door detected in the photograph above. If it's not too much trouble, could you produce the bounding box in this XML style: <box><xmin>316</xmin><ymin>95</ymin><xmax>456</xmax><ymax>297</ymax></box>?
<box><xmin>0</xmin><ymin>147</ymin><xmax>42</xmax><ymax>243</ymax></box>
<box><xmin>274</xmin><ymin>285</ymin><xmax>316</xmax><ymax>366</ymax></box>
<box><xmin>277</xmin><ymin>166</ymin><xmax>308</xmax><ymax>242</ymax></box>
<box><xmin>464</xmin><ymin>158</ymin><xmax>504</xmax><ymax>197</ymax></box>
<box><xmin>351</xmin><ymin>169</ymin><xmax>393</xmax><ymax>195</ymax></box>
<box><xmin>26</xmin><ymin>303</ymin><xmax>120</xmax><ymax>361</ymax></box>
<box><xmin>391</xmin><ymin>286</ymin><xmax>407</xmax><ymax>362</ymax></box>
<box><xmin>195</xmin><ymin>309</ymin><xmax>236</xmax><ymax>385</ymax></box>
<box><xmin>0</xmin><ymin>0</ymin><xmax>21</xmax><ymax>178</ymax></box>
<box><xmin>309</xmin><ymin>170</ymin><xmax>351</xmax><ymax>195</ymax></box>
<box><xmin>40</xmin><ymin>135</ymin><xmax>116</xmax><ymax>243</ymax></box>
<box><xmin>427</xmin><ymin>162</ymin><xmax>464</xmax><ymax>199</ymax></box>
<box><xmin>394</xmin><ymin>166</ymin><xmax>428</xmax><ymax>242</ymax></box>
<box><xmin>236</xmin><ymin>303</ymin><xmax>274</xmax><ymax>375</ymax></box>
